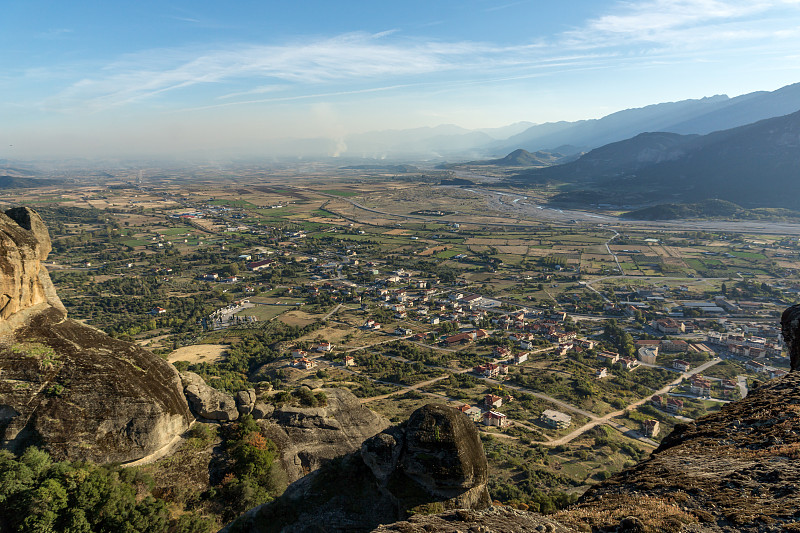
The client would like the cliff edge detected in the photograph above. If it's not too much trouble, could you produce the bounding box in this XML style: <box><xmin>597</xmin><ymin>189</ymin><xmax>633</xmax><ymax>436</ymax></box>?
<box><xmin>0</xmin><ymin>207</ymin><xmax>192</xmax><ymax>463</ymax></box>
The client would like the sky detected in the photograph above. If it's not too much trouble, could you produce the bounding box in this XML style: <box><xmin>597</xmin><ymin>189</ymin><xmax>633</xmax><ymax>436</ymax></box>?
<box><xmin>3</xmin><ymin>0</ymin><xmax>800</xmax><ymax>159</ymax></box>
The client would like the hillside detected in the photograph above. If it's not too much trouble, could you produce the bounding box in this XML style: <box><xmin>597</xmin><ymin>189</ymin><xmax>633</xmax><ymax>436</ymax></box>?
<box><xmin>0</xmin><ymin>175</ymin><xmax>64</xmax><ymax>189</ymax></box>
<box><xmin>517</xmin><ymin>109</ymin><xmax>800</xmax><ymax>210</ymax></box>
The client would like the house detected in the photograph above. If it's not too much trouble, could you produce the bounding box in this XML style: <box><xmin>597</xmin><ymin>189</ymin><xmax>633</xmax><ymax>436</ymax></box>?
<box><xmin>464</xmin><ymin>406</ymin><xmax>483</xmax><ymax>422</ymax></box>
<box><xmin>444</xmin><ymin>331</ymin><xmax>477</xmax><ymax>346</ymax></box>
<box><xmin>520</xmin><ymin>339</ymin><xmax>535</xmax><ymax>350</ymax></box>
<box><xmin>513</xmin><ymin>352</ymin><xmax>529</xmax><ymax>365</ymax></box>
<box><xmin>394</xmin><ymin>327</ymin><xmax>412</xmax><ymax>336</ymax></box>
<box><xmin>660</xmin><ymin>339</ymin><xmax>689</xmax><ymax>353</ymax></box>
<box><xmin>485</xmin><ymin>394</ymin><xmax>503</xmax><ymax>409</ymax></box>
<box><xmin>314</xmin><ymin>342</ymin><xmax>334</xmax><ymax>352</ymax></box>
<box><xmin>493</xmin><ymin>346</ymin><xmax>512</xmax><ymax>359</ymax></box>
<box><xmin>540</xmin><ymin>409</ymin><xmax>572</xmax><ymax>429</ymax></box>
<box><xmin>482</xmin><ymin>411</ymin><xmax>509</xmax><ymax>428</ymax></box>
<box><xmin>363</xmin><ymin>319</ymin><xmax>381</xmax><ymax>330</ymax></box>
<box><xmin>597</xmin><ymin>351</ymin><xmax>620</xmax><ymax>365</ymax></box>
<box><xmin>430</xmin><ymin>317</ymin><xmax>440</xmax><ymax>325</ymax></box>
<box><xmin>654</xmin><ymin>318</ymin><xmax>685</xmax><ymax>334</ymax></box>
<box><xmin>672</xmin><ymin>359</ymin><xmax>691</xmax><ymax>372</ymax></box>
<box><xmin>291</xmin><ymin>349</ymin><xmax>308</xmax><ymax>358</ymax></box>
<box><xmin>745</xmin><ymin>360</ymin><xmax>767</xmax><ymax>373</ymax></box>
<box><xmin>246</xmin><ymin>259</ymin><xmax>274</xmax><ymax>272</ymax></box>
<box><xmin>595</xmin><ymin>368</ymin><xmax>608</xmax><ymax>379</ymax></box>
<box><xmin>770</xmin><ymin>368</ymin><xmax>789</xmax><ymax>379</ymax></box>
<box><xmin>689</xmin><ymin>375</ymin><xmax>712</xmax><ymax>396</ymax></box>
<box><xmin>618</xmin><ymin>357</ymin><xmax>639</xmax><ymax>371</ymax></box>
<box><xmin>454</xmin><ymin>404</ymin><xmax>483</xmax><ymax>423</ymax></box>
<box><xmin>293</xmin><ymin>357</ymin><xmax>316</xmax><ymax>370</ymax></box>
<box><xmin>148</xmin><ymin>307</ymin><xmax>167</xmax><ymax>315</ymax></box>
<box><xmin>666</xmin><ymin>398</ymin><xmax>684</xmax><ymax>413</ymax></box>
<box><xmin>642</xmin><ymin>419</ymin><xmax>660</xmax><ymax>438</ymax></box>
<box><xmin>474</xmin><ymin>364</ymin><xmax>500</xmax><ymax>378</ymax></box>
<box><xmin>344</xmin><ymin>355</ymin><xmax>356</xmax><ymax>367</ymax></box>
<box><xmin>651</xmin><ymin>395</ymin><xmax>665</xmax><ymax>409</ymax></box>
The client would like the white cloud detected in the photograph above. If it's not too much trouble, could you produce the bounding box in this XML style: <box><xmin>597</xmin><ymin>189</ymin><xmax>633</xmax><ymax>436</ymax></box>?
<box><xmin>38</xmin><ymin>1</ymin><xmax>800</xmax><ymax>116</ymax></box>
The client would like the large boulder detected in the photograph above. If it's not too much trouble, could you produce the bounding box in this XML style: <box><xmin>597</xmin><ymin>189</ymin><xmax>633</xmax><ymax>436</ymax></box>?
<box><xmin>225</xmin><ymin>403</ymin><xmax>490</xmax><ymax>533</ymax></box>
<box><xmin>0</xmin><ymin>208</ymin><xmax>192</xmax><ymax>463</ymax></box>
<box><xmin>236</xmin><ymin>388</ymin><xmax>257</xmax><ymax>415</ymax></box>
<box><xmin>180</xmin><ymin>372</ymin><xmax>238</xmax><ymax>421</ymax></box>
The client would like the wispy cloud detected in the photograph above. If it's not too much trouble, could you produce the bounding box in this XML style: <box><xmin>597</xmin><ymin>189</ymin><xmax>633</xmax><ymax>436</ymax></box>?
<box><xmin>36</xmin><ymin>28</ymin><xmax>73</xmax><ymax>40</ymax></box>
<box><xmin>42</xmin><ymin>0</ymin><xmax>800</xmax><ymax>114</ymax></box>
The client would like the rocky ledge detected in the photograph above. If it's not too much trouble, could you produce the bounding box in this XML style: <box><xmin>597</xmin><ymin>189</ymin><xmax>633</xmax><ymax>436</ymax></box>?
<box><xmin>0</xmin><ymin>207</ymin><xmax>192</xmax><ymax>463</ymax></box>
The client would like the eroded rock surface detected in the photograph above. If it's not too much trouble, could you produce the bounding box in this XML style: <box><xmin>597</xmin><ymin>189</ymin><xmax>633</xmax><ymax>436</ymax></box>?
<box><xmin>260</xmin><ymin>387</ymin><xmax>390</xmax><ymax>483</ymax></box>
<box><xmin>0</xmin><ymin>207</ymin><xmax>65</xmax><ymax>331</ymax></box>
<box><xmin>0</xmin><ymin>208</ymin><xmax>192</xmax><ymax>463</ymax></box>
<box><xmin>556</xmin><ymin>371</ymin><xmax>800</xmax><ymax>532</ymax></box>
<box><xmin>225</xmin><ymin>404</ymin><xmax>490</xmax><ymax>533</ymax></box>
<box><xmin>180</xmin><ymin>371</ymin><xmax>239</xmax><ymax>421</ymax></box>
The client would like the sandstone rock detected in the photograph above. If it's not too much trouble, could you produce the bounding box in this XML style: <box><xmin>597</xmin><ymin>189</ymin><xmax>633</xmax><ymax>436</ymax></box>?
<box><xmin>0</xmin><ymin>208</ymin><xmax>192</xmax><ymax>463</ymax></box>
<box><xmin>236</xmin><ymin>388</ymin><xmax>257</xmax><ymax>415</ymax></box>
<box><xmin>225</xmin><ymin>403</ymin><xmax>490</xmax><ymax>533</ymax></box>
<box><xmin>180</xmin><ymin>371</ymin><xmax>238</xmax><ymax>421</ymax></box>
<box><xmin>251</xmin><ymin>402</ymin><xmax>273</xmax><ymax>420</ymax></box>
<box><xmin>0</xmin><ymin>207</ymin><xmax>65</xmax><ymax>333</ymax></box>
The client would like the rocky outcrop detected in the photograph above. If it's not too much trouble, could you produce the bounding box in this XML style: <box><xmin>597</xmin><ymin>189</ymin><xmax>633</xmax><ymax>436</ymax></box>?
<box><xmin>553</xmin><ymin>371</ymin><xmax>800</xmax><ymax>532</ymax></box>
<box><xmin>180</xmin><ymin>371</ymin><xmax>239</xmax><ymax>421</ymax></box>
<box><xmin>0</xmin><ymin>208</ymin><xmax>192</xmax><ymax>463</ymax></box>
<box><xmin>0</xmin><ymin>207</ymin><xmax>65</xmax><ymax>333</ymax></box>
<box><xmin>225</xmin><ymin>404</ymin><xmax>491</xmax><ymax>533</ymax></box>
<box><xmin>260</xmin><ymin>387</ymin><xmax>390</xmax><ymax>483</ymax></box>
<box><xmin>236</xmin><ymin>388</ymin><xmax>257</xmax><ymax>415</ymax></box>
<box><xmin>373</xmin><ymin>507</ymin><xmax>572</xmax><ymax>533</ymax></box>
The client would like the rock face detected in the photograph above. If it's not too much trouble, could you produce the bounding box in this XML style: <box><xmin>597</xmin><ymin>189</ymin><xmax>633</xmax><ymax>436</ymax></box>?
<box><xmin>0</xmin><ymin>208</ymin><xmax>192</xmax><ymax>463</ymax></box>
<box><xmin>554</xmin><ymin>371</ymin><xmax>800</xmax><ymax>532</ymax></box>
<box><xmin>180</xmin><ymin>371</ymin><xmax>239</xmax><ymax>421</ymax></box>
<box><xmin>260</xmin><ymin>387</ymin><xmax>390</xmax><ymax>483</ymax></box>
<box><xmin>0</xmin><ymin>207</ymin><xmax>65</xmax><ymax>331</ymax></box>
<box><xmin>225</xmin><ymin>404</ymin><xmax>491</xmax><ymax>533</ymax></box>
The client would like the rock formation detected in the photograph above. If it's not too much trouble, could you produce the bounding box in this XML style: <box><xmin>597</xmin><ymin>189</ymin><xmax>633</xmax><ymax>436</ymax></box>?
<box><xmin>0</xmin><ymin>207</ymin><xmax>192</xmax><ymax>463</ymax></box>
<box><xmin>0</xmin><ymin>207</ymin><xmax>65</xmax><ymax>331</ymax></box>
<box><xmin>225</xmin><ymin>404</ymin><xmax>490</xmax><ymax>533</ymax></box>
<box><xmin>259</xmin><ymin>387</ymin><xmax>390</xmax><ymax>483</ymax></box>
<box><xmin>181</xmin><ymin>371</ymin><xmax>239</xmax><ymax>421</ymax></box>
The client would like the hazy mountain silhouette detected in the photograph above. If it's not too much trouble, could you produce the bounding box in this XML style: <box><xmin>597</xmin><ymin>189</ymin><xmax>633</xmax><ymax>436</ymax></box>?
<box><xmin>515</xmin><ymin>109</ymin><xmax>800</xmax><ymax>210</ymax></box>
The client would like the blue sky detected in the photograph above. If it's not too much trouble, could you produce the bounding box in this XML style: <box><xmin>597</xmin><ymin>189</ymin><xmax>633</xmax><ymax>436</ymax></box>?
<box><xmin>3</xmin><ymin>0</ymin><xmax>800</xmax><ymax>158</ymax></box>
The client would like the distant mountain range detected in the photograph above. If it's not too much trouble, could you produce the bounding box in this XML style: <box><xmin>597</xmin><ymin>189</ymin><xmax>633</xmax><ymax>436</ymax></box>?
<box><xmin>336</xmin><ymin>82</ymin><xmax>800</xmax><ymax>160</ymax></box>
<box><xmin>0</xmin><ymin>175</ymin><xmax>63</xmax><ymax>189</ymax></box>
<box><xmin>512</xmin><ymin>109</ymin><xmax>800</xmax><ymax>210</ymax></box>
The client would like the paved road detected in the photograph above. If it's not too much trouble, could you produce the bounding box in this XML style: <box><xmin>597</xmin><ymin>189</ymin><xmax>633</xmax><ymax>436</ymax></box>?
<box><xmin>737</xmin><ymin>375</ymin><xmax>749</xmax><ymax>398</ymax></box>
